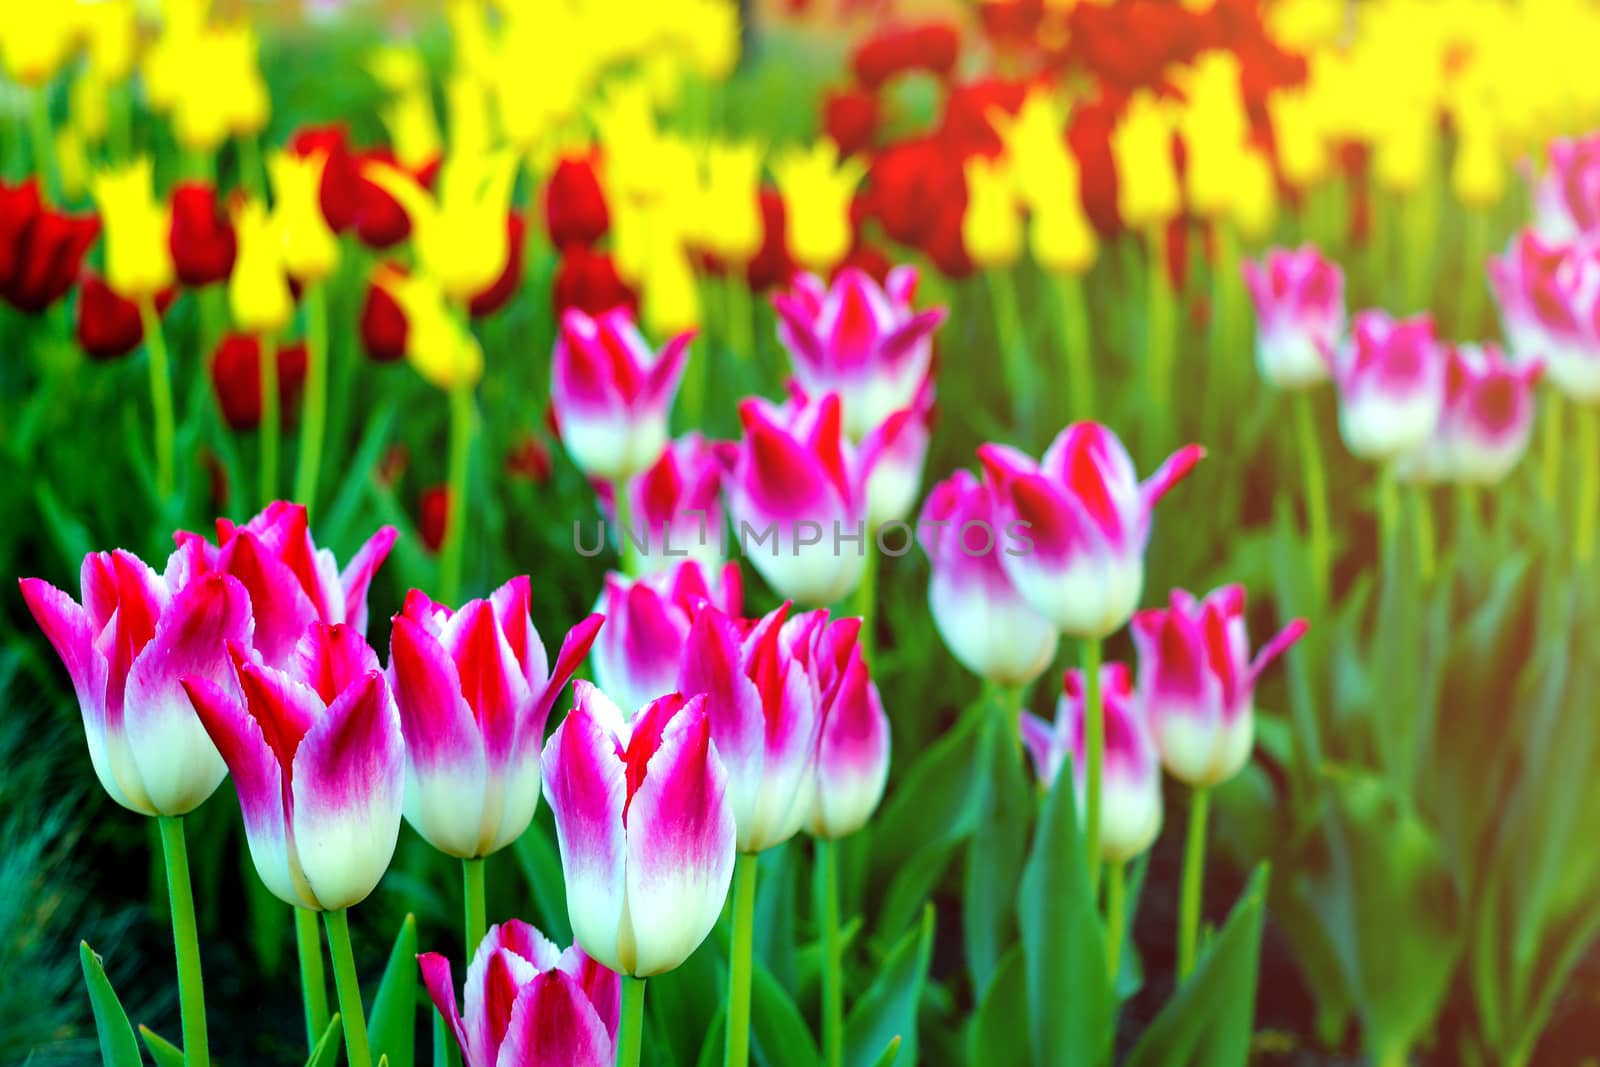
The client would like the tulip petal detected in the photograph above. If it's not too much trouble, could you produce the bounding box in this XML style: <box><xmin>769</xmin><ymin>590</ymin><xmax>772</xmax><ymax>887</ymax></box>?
<box><xmin>464</xmin><ymin>946</ymin><xmax>539</xmax><ymax>1067</ymax></box>
<box><xmin>340</xmin><ymin>524</ymin><xmax>398</xmax><ymax>635</ymax></box>
<box><xmin>557</xmin><ymin>946</ymin><xmax>621</xmax><ymax>1041</ymax></box>
<box><xmin>419</xmin><ymin>952</ymin><xmax>471</xmax><ymax>1061</ymax></box>
<box><xmin>497</xmin><ymin>971</ymin><xmax>613</xmax><ymax>1067</ymax></box>
<box><xmin>677</xmin><ymin>609</ymin><xmax>765</xmax><ymax>831</ymax></box>
<box><xmin>224</xmin><ymin>530</ymin><xmax>322</xmax><ymax>664</ymax></box>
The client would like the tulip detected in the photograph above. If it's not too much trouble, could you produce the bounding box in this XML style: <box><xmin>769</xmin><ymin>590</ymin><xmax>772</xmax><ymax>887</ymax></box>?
<box><xmin>359</xmin><ymin>271</ymin><xmax>408</xmax><ymax>362</ymax></box>
<box><xmin>290</xmin><ymin>125</ymin><xmax>362</xmax><ymax>233</ymax></box>
<box><xmin>169</xmin><ymin>181</ymin><xmax>237</xmax><ymax>288</ymax></box>
<box><xmin>77</xmin><ymin>272</ymin><xmax>172</xmax><ymax>361</ymax></box>
<box><xmin>376</xmin><ymin>266</ymin><xmax>485</xmax><ymax>390</ymax></box>
<box><xmin>174</xmin><ymin>501</ymin><xmax>397</xmax><ymax>668</ymax></box>
<box><xmin>1452</xmin><ymin>114</ymin><xmax>1505</xmax><ymax>209</ymax></box>
<box><xmin>721</xmin><ymin>388</ymin><xmax>906</xmax><ymax>605</ymax></box>
<box><xmin>1241</xmin><ymin>245</ymin><xmax>1344</xmax><ymax>390</ymax></box>
<box><xmin>183</xmin><ymin>626</ymin><xmax>405</xmax><ymax>911</ymax></box>
<box><xmin>978</xmin><ymin>424</ymin><xmax>1204</xmax><ymax>639</ymax></box>
<box><xmin>1396</xmin><ymin>344</ymin><xmax>1543</xmax><ymax>486</ymax></box>
<box><xmin>268</xmin><ymin>150</ymin><xmax>341</xmax><ymax>284</ymax></box>
<box><xmin>918</xmin><ymin>469</ymin><xmax>1060</xmax><ymax>686</ymax></box>
<box><xmin>746</xmin><ymin>187</ymin><xmax>795</xmax><ymax>293</ymax></box>
<box><xmin>421</xmin><ymin>920</ymin><xmax>621</xmax><ymax>1067</ymax></box>
<box><xmin>1532</xmin><ymin>133</ymin><xmax>1600</xmax><ymax>242</ymax></box>
<box><xmin>20</xmin><ymin>550</ymin><xmax>255</xmax><ymax>816</ymax></box>
<box><xmin>1230</xmin><ymin>148</ymin><xmax>1278</xmax><ymax>242</ymax></box>
<box><xmin>365</xmin><ymin>150</ymin><xmax>518</xmax><ymax>303</ymax></box>
<box><xmin>1110</xmin><ymin>92</ymin><xmax>1181</xmax><ymax>232</ymax></box>
<box><xmin>1329</xmin><ymin>311</ymin><xmax>1447</xmax><ymax>462</ymax></box>
<box><xmin>866</xmin><ymin>377</ymin><xmax>935</xmax><ymax>528</ymax></box>
<box><xmin>229</xmin><ymin>198</ymin><xmax>295</xmax><ymax>336</ymax></box>
<box><xmin>1</xmin><ymin>5</ymin><xmax>78</xmax><ymax>85</ymax></box>
<box><xmin>0</xmin><ymin>177</ymin><xmax>100</xmax><ymax>314</ymax></box>
<box><xmin>806</xmin><ymin>616</ymin><xmax>889</xmax><ymax>839</ymax></box>
<box><xmin>79</xmin><ymin>0</ymin><xmax>138</xmax><ymax>83</ymax></box>
<box><xmin>1021</xmin><ymin>664</ymin><xmax>1162</xmax><ymax>863</ymax></box>
<box><xmin>550</xmin><ymin>307</ymin><xmax>693</xmax><ymax>482</ymax></box>
<box><xmin>591</xmin><ymin>560</ymin><xmax>742</xmax><ymax>718</ymax></box>
<box><xmin>387</xmin><ymin>578</ymin><xmax>602</xmax><ymax>859</ymax></box>
<box><xmin>822</xmin><ymin>90</ymin><xmax>880</xmax><ymax>159</ymax></box>
<box><xmin>1490</xmin><ymin>231</ymin><xmax>1600</xmax><ymax>402</ymax></box>
<box><xmin>1266</xmin><ymin>87</ymin><xmax>1329</xmax><ymax>190</ymax></box>
<box><xmin>597</xmin><ymin>433</ymin><xmax>728</xmax><ymax>574</ymax></box>
<box><xmin>640</xmin><ymin>226</ymin><xmax>702</xmax><ymax>337</ymax></box>
<box><xmin>771</xmin><ymin>139</ymin><xmax>865</xmax><ymax>275</ymax></box>
<box><xmin>772</xmin><ymin>266</ymin><xmax>946</xmax><ymax>440</ymax></box>
<box><xmin>541</xmin><ymin>684</ymin><xmax>736</xmax><ymax>976</ymax></box>
<box><xmin>850</xmin><ymin>22</ymin><xmax>959</xmax><ymax>89</ymax></box>
<box><xmin>554</xmin><ymin>246</ymin><xmax>638</xmax><ymax>318</ymax></box>
<box><xmin>210</xmin><ymin>335</ymin><xmax>310</xmax><ymax>431</ymax></box>
<box><xmin>962</xmin><ymin>156</ymin><xmax>1024</xmax><ymax>269</ymax></box>
<box><xmin>695</xmin><ymin>140</ymin><xmax>765</xmax><ymax>266</ymax></box>
<box><xmin>545</xmin><ymin>152</ymin><xmax>611</xmax><ymax>249</ymax></box>
<box><xmin>91</xmin><ymin>159</ymin><xmax>175</xmax><ymax>301</ymax></box>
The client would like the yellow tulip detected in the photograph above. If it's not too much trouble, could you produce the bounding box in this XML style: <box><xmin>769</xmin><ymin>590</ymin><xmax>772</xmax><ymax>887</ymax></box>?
<box><xmin>676</xmin><ymin>0</ymin><xmax>740</xmax><ymax>81</ymax></box>
<box><xmin>1373</xmin><ymin>110</ymin><xmax>1435</xmax><ymax>195</ymax></box>
<box><xmin>989</xmin><ymin>89</ymin><xmax>1075</xmax><ymax>208</ymax></box>
<box><xmin>366</xmin><ymin>151</ymin><xmax>519</xmax><ymax>303</ymax></box>
<box><xmin>219</xmin><ymin>24</ymin><xmax>271</xmax><ymax>138</ymax></box>
<box><xmin>367</xmin><ymin>44</ymin><xmax>430</xmax><ymax>94</ymax></box>
<box><xmin>1031</xmin><ymin>197</ymin><xmax>1098</xmax><ymax>277</ymax></box>
<box><xmin>70</xmin><ymin>72</ymin><xmax>110</xmax><ymax>145</ymax></box>
<box><xmin>382</xmin><ymin>88</ymin><xmax>444</xmax><ymax>171</ymax></box>
<box><xmin>447</xmin><ymin>73</ymin><xmax>495</xmax><ymax>158</ymax></box>
<box><xmin>56</xmin><ymin>128</ymin><xmax>89</xmax><ymax>202</ymax></box>
<box><xmin>267</xmin><ymin>151</ymin><xmax>340</xmax><ymax>284</ymax></box>
<box><xmin>698</xmin><ymin>140</ymin><xmax>765</xmax><ymax>264</ymax></box>
<box><xmin>1229</xmin><ymin>146</ymin><xmax>1278</xmax><ymax>241</ymax></box>
<box><xmin>772</xmin><ymin>139</ymin><xmax>865</xmax><ymax>274</ymax></box>
<box><xmin>1267</xmin><ymin>87</ymin><xmax>1328</xmax><ymax>189</ymax></box>
<box><xmin>961</xmin><ymin>156</ymin><xmax>1024</xmax><ymax>269</ymax></box>
<box><xmin>377</xmin><ymin>267</ymin><xmax>485</xmax><ymax>391</ymax></box>
<box><xmin>494</xmin><ymin>10</ymin><xmax>590</xmax><ymax>154</ymax></box>
<box><xmin>1111</xmin><ymin>92</ymin><xmax>1181</xmax><ymax>230</ymax></box>
<box><xmin>590</xmin><ymin>79</ymin><xmax>664</xmax><ymax>202</ymax></box>
<box><xmin>447</xmin><ymin>0</ymin><xmax>496</xmax><ymax>77</ymax></box>
<box><xmin>79</xmin><ymin>0</ymin><xmax>138</xmax><ymax>83</ymax></box>
<box><xmin>1452</xmin><ymin>116</ymin><xmax>1505</xmax><ymax>208</ymax></box>
<box><xmin>0</xmin><ymin>5</ymin><xmax>79</xmax><ymax>87</ymax></box>
<box><xmin>91</xmin><ymin>160</ymin><xmax>174</xmax><ymax>300</ymax></box>
<box><xmin>643</xmin><ymin>230</ymin><xmax>702</xmax><ymax>337</ymax></box>
<box><xmin>228</xmin><ymin>199</ymin><xmax>294</xmax><ymax>335</ymax></box>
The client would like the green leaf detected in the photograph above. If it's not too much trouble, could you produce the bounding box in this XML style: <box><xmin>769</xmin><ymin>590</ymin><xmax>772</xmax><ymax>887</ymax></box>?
<box><xmin>79</xmin><ymin>942</ymin><xmax>141</xmax><ymax>1067</ymax></box>
<box><xmin>1016</xmin><ymin>761</ymin><xmax>1110</xmax><ymax>1067</ymax></box>
<box><xmin>962</xmin><ymin>702</ymin><xmax>1032</xmax><ymax>996</ymax></box>
<box><xmin>968</xmin><ymin>945</ymin><xmax>1029</xmax><ymax>1065</ymax></box>
<box><xmin>138</xmin><ymin>1026</ymin><xmax>185</xmax><ymax>1067</ymax></box>
<box><xmin>870</xmin><ymin>704</ymin><xmax>988</xmax><ymax>876</ymax></box>
<box><xmin>307</xmin><ymin>1012</ymin><xmax>344</xmax><ymax>1067</ymax></box>
<box><xmin>845</xmin><ymin>904</ymin><xmax>935</xmax><ymax>1067</ymax></box>
<box><xmin>369</xmin><ymin>912</ymin><xmax>418</xmax><ymax>1067</ymax></box>
<box><xmin>869</xmin><ymin>1036</ymin><xmax>902</xmax><ymax>1067</ymax></box>
<box><xmin>749</xmin><ymin>960</ymin><xmax>821</xmax><ymax>1067</ymax></box>
<box><xmin>1124</xmin><ymin>866</ymin><xmax>1269</xmax><ymax>1067</ymax></box>
<box><xmin>695</xmin><ymin>1002</ymin><xmax>728</xmax><ymax>1067</ymax></box>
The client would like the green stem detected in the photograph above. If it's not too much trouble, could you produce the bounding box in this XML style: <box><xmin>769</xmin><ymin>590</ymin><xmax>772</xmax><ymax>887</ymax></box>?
<box><xmin>438</xmin><ymin>381</ymin><xmax>477</xmax><ymax>605</ymax></box>
<box><xmin>1053</xmin><ymin>271</ymin><xmax>1094</xmax><ymax>421</ymax></box>
<box><xmin>1146</xmin><ymin>225</ymin><xmax>1176</xmax><ymax>451</ymax></box>
<box><xmin>294</xmin><ymin>907</ymin><xmax>330</xmax><ymax>1054</ymax></box>
<box><xmin>852</xmin><ymin>534</ymin><xmax>878</xmax><ymax>661</ymax></box>
<box><xmin>1576</xmin><ymin>403</ymin><xmax>1599</xmax><ymax>566</ymax></box>
<box><xmin>463</xmin><ymin>857</ymin><xmax>487</xmax><ymax>954</ymax></box>
<box><xmin>1177</xmin><ymin>787</ymin><xmax>1210</xmax><ymax>980</ymax></box>
<box><xmin>613</xmin><ymin>478</ymin><xmax>640</xmax><ymax>577</ymax></box>
<box><xmin>724</xmin><ymin>852</ymin><xmax>758</xmax><ymax>1067</ymax></box>
<box><xmin>1105</xmin><ymin>861</ymin><xmax>1126</xmax><ymax>984</ymax></box>
<box><xmin>1541</xmin><ymin>391</ymin><xmax>1564</xmax><ymax>508</ymax></box>
<box><xmin>986</xmin><ymin>267</ymin><xmax>1033</xmax><ymax>436</ymax></box>
<box><xmin>1082</xmin><ymin>637</ymin><xmax>1104</xmax><ymax>896</ymax></box>
<box><xmin>1378</xmin><ymin>465</ymin><xmax>1402</xmax><ymax>584</ymax></box>
<box><xmin>259</xmin><ymin>332</ymin><xmax>280</xmax><ymax>506</ymax></box>
<box><xmin>1455</xmin><ymin>483</ymin><xmax>1479</xmax><ymax>558</ymax></box>
<box><xmin>108</xmin><ymin>82</ymin><xmax>132</xmax><ymax>163</ymax></box>
<box><xmin>1458</xmin><ymin>207</ymin><xmax>1490</xmax><ymax>337</ymax></box>
<box><xmin>158</xmin><ymin>817</ymin><xmax>210</xmax><ymax>1067</ymax></box>
<box><xmin>237</xmin><ymin>132</ymin><xmax>266</xmax><ymax>201</ymax></box>
<box><xmin>29</xmin><ymin>86</ymin><xmax>60</xmax><ymax>204</ymax></box>
<box><xmin>1208</xmin><ymin>224</ymin><xmax>1241</xmax><ymax>442</ymax></box>
<box><xmin>293</xmin><ymin>283</ymin><xmax>330</xmax><ymax>518</ymax></box>
<box><xmin>1376</xmin><ymin>1046</ymin><xmax>1409</xmax><ymax>1067</ymax></box>
<box><xmin>816</xmin><ymin>838</ymin><xmax>844</xmax><ymax>1067</ymax></box>
<box><xmin>323</xmin><ymin>909</ymin><xmax>373</xmax><ymax>1067</ymax></box>
<box><xmin>1412</xmin><ymin>488</ymin><xmax>1436</xmax><ymax>584</ymax></box>
<box><xmin>140</xmin><ymin>299</ymin><xmax>177</xmax><ymax>502</ymax></box>
<box><xmin>1293</xmin><ymin>391</ymin><xmax>1331</xmax><ymax>605</ymax></box>
<box><xmin>618</xmin><ymin>976</ymin><xmax>647</xmax><ymax>1067</ymax></box>
<box><xmin>727</xmin><ymin>274</ymin><xmax>754</xmax><ymax>365</ymax></box>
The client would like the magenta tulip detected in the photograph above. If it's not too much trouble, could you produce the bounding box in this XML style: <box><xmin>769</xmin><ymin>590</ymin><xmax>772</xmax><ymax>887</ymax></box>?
<box><xmin>1242</xmin><ymin>245</ymin><xmax>1344</xmax><ymax>389</ymax></box>
<box><xmin>1531</xmin><ymin>133</ymin><xmax>1600</xmax><ymax>242</ymax></box>
<box><xmin>805</xmin><ymin>616</ymin><xmax>890</xmax><ymax>839</ymax></box>
<box><xmin>1328</xmin><ymin>311</ymin><xmax>1447</xmax><ymax>462</ymax></box>
<box><xmin>1490</xmin><ymin>231</ymin><xmax>1600</xmax><ymax>402</ymax></box>
<box><xmin>1396</xmin><ymin>344</ymin><xmax>1544</xmax><ymax>486</ymax></box>
<box><xmin>596</xmin><ymin>432</ymin><xmax>727</xmax><ymax>572</ymax></box>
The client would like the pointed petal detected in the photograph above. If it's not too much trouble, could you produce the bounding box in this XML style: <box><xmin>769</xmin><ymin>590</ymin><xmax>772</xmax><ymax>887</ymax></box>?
<box><xmin>339</xmin><ymin>525</ymin><xmax>398</xmax><ymax>634</ymax></box>
<box><xmin>497</xmin><ymin>971</ymin><xmax>614</xmax><ymax>1067</ymax></box>
<box><xmin>419</xmin><ymin>952</ymin><xmax>471</xmax><ymax>1062</ymax></box>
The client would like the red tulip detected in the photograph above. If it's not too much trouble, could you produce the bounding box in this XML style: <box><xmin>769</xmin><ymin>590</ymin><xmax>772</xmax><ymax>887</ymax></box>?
<box><xmin>553</xmin><ymin>246</ymin><xmax>638</xmax><ymax>318</ymax></box>
<box><xmin>359</xmin><ymin>267</ymin><xmax>408</xmax><ymax>363</ymax></box>
<box><xmin>168</xmin><ymin>181</ymin><xmax>237</xmax><ymax>287</ymax></box>
<box><xmin>823</xmin><ymin>89</ymin><xmax>881</xmax><ymax>158</ymax></box>
<box><xmin>291</xmin><ymin>124</ymin><xmax>362</xmax><ymax>232</ymax></box>
<box><xmin>211</xmin><ymin>334</ymin><xmax>310</xmax><ymax>431</ymax></box>
<box><xmin>505</xmin><ymin>433</ymin><xmax>554</xmax><ymax>484</ymax></box>
<box><xmin>978</xmin><ymin>0</ymin><xmax>1046</xmax><ymax>44</ymax></box>
<box><xmin>544</xmin><ymin>152</ymin><xmax>610</xmax><ymax>249</ymax></box>
<box><xmin>420</xmin><ymin>485</ymin><xmax>451</xmax><ymax>553</ymax></box>
<box><xmin>851</xmin><ymin>22</ymin><xmax>960</xmax><ymax>90</ymax></box>
<box><xmin>0</xmin><ymin>177</ymin><xmax>100</xmax><ymax>313</ymax></box>
<box><xmin>745</xmin><ymin>187</ymin><xmax>795</xmax><ymax>293</ymax></box>
<box><xmin>77</xmin><ymin>271</ymin><xmax>174</xmax><ymax>360</ymax></box>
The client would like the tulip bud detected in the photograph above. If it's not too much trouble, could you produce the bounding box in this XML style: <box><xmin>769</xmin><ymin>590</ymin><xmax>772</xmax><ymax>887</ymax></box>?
<box><xmin>174</xmin><ymin>502</ymin><xmax>397</xmax><ymax>667</ymax></box>
<box><xmin>551</xmin><ymin>307</ymin><xmax>693</xmax><ymax>482</ymax></box>
<box><xmin>824</xmin><ymin>90</ymin><xmax>881</xmax><ymax>162</ymax></box>
<box><xmin>807</xmin><ymin>616</ymin><xmax>890</xmax><ymax>839</ymax></box>
<box><xmin>918</xmin><ymin>469</ymin><xmax>1059</xmax><ymax>686</ymax></box>
<box><xmin>772</xmin><ymin>265</ymin><xmax>946</xmax><ymax>440</ymax></box>
<box><xmin>591</xmin><ymin>560</ymin><xmax>741</xmax><ymax>718</ymax></box>
<box><xmin>421</xmin><ymin>921</ymin><xmax>620</xmax><ymax>1067</ymax></box>
<box><xmin>1396</xmin><ymin>344</ymin><xmax>1543</xmax><ymax>486</ymax></box>
<box><xmin>229</xmin><ymin>198</ymin><xmax>295</xmax><ymax>335</ymax></box>
<box><xmin>20</xmin><ymin>555</ymin><xmax>255</xmax><ymax>816</ymax></box>
<box><xmin>169</xmin><ymin>181</ymin><xmax>238</xmax><ymax>287</ymax></box>
<box><xmin>80</xmin><ymin>0</ymin><xmax>138</xmax><ymax>83</ymax></box>
<box><xmin>290</xmin><ymin>125</ymin><xmax>361</xmax><ymax>232</ymax></box>
<box><xmin>268</xmin><ymin>150</ymin><xmax>341</xmax><ymax>284</ymax></box>
<box><xmin>1132</xmin><ymin>586</ymin><xmax>1307</xmax><ymax>788</ymax></box>
<box><xmin>979</xmin><ymin>424</ymin><xmax>1203</xmax><ymax>639</ymax></box>
<box><xmin>1330</xmin><ymin>311</ymin><xmax>1447</xmax><ymax>461</ymax></box>
<box><xmin>1267</xmin><ymin>87</ymin><xmax>1329</xmax><ymax>190</ymax></box>
<box><xmin>360</xmin><ymin>271</ymin><xmax>408</xmax><ymax>362</ymax></box>
<box><xmin>210</xmin><ymin>334</ymin><xmax>309</xmax><ymax>431</ymax></box>
<box><xmin>91</xmin><ymin>159</ymin><xmax>176</xmax><ymax>301</ymax></box>
<box><xmin>1242</xmin><ymin>245</ymin><xmax>1344</xmax><ymax>390</ymax></box>
<box><xmin>1022</xmin><ymin>664</ymin><xmax>1162</xmax><ymax>862</ymax></box>
<box><xmin>541</xmin><ymin>685</ymin><xmax>736</xmax><ymax>976</ymax></box>
<box><xmin>1490</xmin><ymin>231</ymin><xmax>1600</xmax><ymax>403</ymax></box>
<box><xmin>678</xmin><ymin>602</ymin><xmax>823</xmax><ymax>853</ymax></box>
<box><xmin>0</xmin><ymin>178</ymin><xmax>100</xmax><ymax>314</ymax></box>
<box><xmin>184</xmin><ymin>626</ymin><xmax>405</xmax><ymax>910</ymax></box>
<box><xmin>545</xmin><ymin>152</ymin><xmax>611</xmax><ymax>249</ymax></box>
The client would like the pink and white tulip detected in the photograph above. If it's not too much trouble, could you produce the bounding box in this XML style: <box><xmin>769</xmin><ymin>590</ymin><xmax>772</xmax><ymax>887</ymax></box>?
<box><xmin>1021</xmin><ymin>664</ymin><xmax>1162</xmax><ymax>863</ymax></box>
<box><xmin>596</xmin><ymin>433</ymin><xmax>727</xmax><ymax>573</ymax></box>
<box><xmin>590</xmin><ymin>560</ymin><xmax>742</xmax><ymax>719</ymax></box>
<box><xmin>1328</xmin><ymin>311</ymin><xmax>1448</xmax><ymax>461</ymax></box>
<box><xmin>865</xmin><ymin>376</ymin><xmax>935</xmax><ymax>528</ymax></box>
<box><xmin>540</xmin><ymin>685</ymin><xmax>735</xmax><ymax>976</ymax></box>
<box><xmin>1531</xmin><ymin>133</ymin><xmax>1600</xmax><ymax>243</ymax></box>
<box><xmin>182</xmin><ymin>624</ymin><xmax>405</xmax><ymax>910</ymax></box>
<box><xmin>721</xmin><ymin>388</ymin><xmax>905</xmax><ymax>605</ymax></box>
<box><xmin>978</xmin><ymin>423</ymin><xmax>1204</xmax><ymax>640</ymax></box>
<box><xmin>1241</xmin><ymin>245</ymin><xmax>1344</xmax><ymax>389</ymax></box>
<box><xmin>1396</xmin><ymin>344</ymin><xmax>1543</xmax><ymax>486</ymax></box>
<box><xmin>678</xmin><ymin>601</ymin><xmax>824</xmax><ymax>852</ymax></box>
<box><xmin>917</xmin><ymin>469</ymin><xmax>1059</xmax><ymax>686</ymax></box>
<box><xmin>387</xmin><ymin>577</ymin><xmax>603</xmax><ymax>859</ymax></box>
<box><xmin>772</xmin><ymin>265</ymin><xmax>947</xmax><ymax>439</ymax></box>
<box><xmin>175</xmin><ymin>501</ymin><xmax>396</xmax><ymax>667</ymax></box>
<box><xmin>1132</xmin><ymin>586</ymin><xmax>1307</xmax><ymax>788</ymax></box>
<box><xmin>806</xmin><ymin>616</ymin><xmax>890</xmax><ymax>839</ymax></box>
<box><xmin>1490</xmin><ymin>231</ymin><xmax>1600</xmax><ymax>402</ymax></box>
<box><xmin>552</xmin><ymin>307</ymin><xmax>694</xmax><ymax>482</ymax></box>
<box><xmin>20</xmin><ymin>550</ymin><xmax>255</xmax><ymax>816</ymax></box>
<box><xmin>421</xmin><ymin>920</ymin><xmax>621</xmax><ymax>1067</ymax></box>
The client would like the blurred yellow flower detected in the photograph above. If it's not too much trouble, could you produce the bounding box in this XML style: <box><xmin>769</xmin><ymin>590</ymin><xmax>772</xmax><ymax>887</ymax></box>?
<box><xmin>366</xmin><ymin>151</ymin><xmax>519</xmax><ymax>303</ymax></box>
<box><xmin>1230</xmin><ymin>147</ymin><xmax>1278</xmax><ymax>241</ymax></box>
<box><xmin>0</xmin><ymin>5</ymin><xmax>79</xmax><ymax>87</ymax></box>
<box><xmin>989</xmin><ymin>89</ymin><xmax>1074</xmax><ymax>208</ymax></box>
<box><xmin>1267</xmin><ymin>87</ymin><xmax>1329</xmax><ymax>190</ymax></box>
<box><xmin>961</xmin><ymin>156</ymin><xmax>1024</xmax><ymax>269</ymax></box>
<box><xmin>382</xmin><ymin>88</ymin><xmax>444</xmax><ymax>170</ymax></box>
<box><xmin>447</xmin><ymin>73</ymin><xmax>496</xmax><ymax>158</ymax></box>
<box><xmin>70</xmin><ymin>72</ymin><xmax>110</xmax><ymax>145</ymax></box>
<box><xmin>697</xmin><ymin>140</ymin><xmax>764</xmax><ymax>265</ymax></box>
<box><xmin>676</xmin><ymin>0</ymin><xmax>741</xmax><ymax>81</ymax></box>
<box><xmin>56</xmin><ymin>128</ymin><xmax>89</xmax><ymax>202</ymax></box>
<box><xmin>147</xmin><ymin>19</ymin><xmax>271</xmax><ymax>152</ymax></box>
<box><xmin>1111</xmin><ymin>92</ymin><xmax>1181</xmax><ymax>230</ymax></box>
<box><xmin>1452</xmin><ymin>115</ymin><xmax>1505</xmax><ymax>207</ymax></box>
<box><xmin>91</xmin><ymin>160</ymin><xmax>174</xmax><ymax>300</ymax></box>
<box><xmin>229</xmin><ymin>199</ymin><xmax>294</xmax><ymax>335</ymax></box>
<box><xmin>1031</xmin><ymin>198</ymin><xmax>1098</xmax><ymax>277</ymax></box>
<box><xmin>772</xmin><ymin>139</ymin><xmax>864</xmax><ymax>274</ymax></box>
<box><xmin>78</xmin><ymin>0</ymin><xmax>138</xmax><ymax>83</ymax></box>
<box><xmin>367</xmin><ymin>44</ymin><xmax>430</xmax><ymax>94</ymax></box>
<box><xmin>377</xmin><ymin>267</ymin><xmax>485</xmax><ymax>390</ymax></box>
<box><xmin>268</xmin><ymin>151</ymin><xmax>340</xmax><ymax>284</ymax></box>
<box><xmin>643</xmin><ymin>230</ymin><xmax>702</xmax><ymax>337</ymax></box>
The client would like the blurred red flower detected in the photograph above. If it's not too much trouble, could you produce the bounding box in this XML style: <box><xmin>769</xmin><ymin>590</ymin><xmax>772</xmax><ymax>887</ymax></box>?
<box><xmin>823</xmin><ymin>89</ymin><xmax>882</xmax><ymax>157</ymax></box>
<box><xmin>553</xmin><ymin>246</ymin><xmax>638</xmax><ymax>316</ymax></box>
<box><xmin>360</xmin><ymin>269</ymin><xmax>408</xmax><ymax>363</ymax></box>
<box><xmin>544</xmin><ymin>152</ymin><xmax>610</xmax><ymax>249</ymax></box>
<box><xmin>0</xmin><ymin>178</ymin><xmax>99</xmax><ymax>313</ymax></box>
<box><xmin>419</xmin><ymin>484</ymin><xmax>451</xmax><ymax>552</ymax></box>
<box><xmin>76</xmin><ymin>273</ymin><xmax>175</xmax><ymax>361</ymax></box>
<box><xmin>851</xmin><ymin>22</ymin><xmax>960</xmax><ymax>90</ymax></box>
<box><xmin>168</xmin><ymin>181</ymin><xmax>237</xmax><ymax>287</ymax></box>
<box><xmin>468</xmin><ymin>210</ymin><xmax>526</xmax><ymax>318</ymax></box>
<box><xmin>211</xmin><ymin>334</ymin><xmax>309</xmax><ymax>430</ymax></box>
